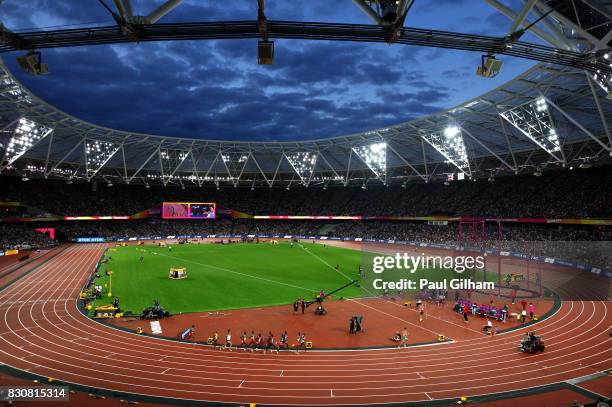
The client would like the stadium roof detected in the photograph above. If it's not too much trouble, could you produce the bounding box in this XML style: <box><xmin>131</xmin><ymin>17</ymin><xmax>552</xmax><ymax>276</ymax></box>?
<box><xmin>0</xmin><ymin>0</ymin><xmax>610</xmax><ymax>188</ymax></box>
<box><xmin>0</xmin><ymin>58</ymin><xmax>609</xmax><ymax>189</ymax></box>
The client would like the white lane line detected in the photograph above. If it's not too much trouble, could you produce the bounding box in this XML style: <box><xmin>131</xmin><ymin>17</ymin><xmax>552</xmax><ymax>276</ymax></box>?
<box><xmin>566</xmin><ymin>371</ymin><xmax>607</xmax><ymax>385</ymax></box>
<box><xmin>424</xmin><ymin>392</ymin><xmax>432</xmax><ymax>400</ymax></box>
<box><xmin>348</xmin><ymin>298</ymin><xmax>443</xmax><ymax>337</ymax></box>
<box><xmin>280</xmin><ymin>369</ymin><xmax>284</xmax><ymax>376</ymax></box>
<box><xmin>238</xmin><ymin>380</ymin><xmax>244</xmax><ymax>388</ymax></box>
<box><xmin>161</xmin><ymin>368</ymin><xmax>171</xmax><ymax>374</ymax></box>
<box><xmin>0</xmin><ymin>244</ymin><xmax>609</xmax><ymax>403</ymax></box>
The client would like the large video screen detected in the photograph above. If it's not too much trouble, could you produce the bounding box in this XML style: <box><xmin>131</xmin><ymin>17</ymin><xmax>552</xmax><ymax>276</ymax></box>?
<box><xmin>162</xmin><ymin>202</ymin><xmax>216</xmax><ymax>219</ymax></box>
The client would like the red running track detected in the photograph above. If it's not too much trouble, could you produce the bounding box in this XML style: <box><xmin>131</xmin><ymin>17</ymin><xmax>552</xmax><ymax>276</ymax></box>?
<box><xmin>0</xmin><ymin>244</ymin><xmax>610</xmax><ymax>405</ymax></box>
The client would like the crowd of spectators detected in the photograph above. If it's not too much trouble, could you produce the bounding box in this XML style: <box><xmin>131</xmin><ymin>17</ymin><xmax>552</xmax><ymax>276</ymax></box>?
<box><xmin>31</xmin><ymin>219</ymin><xmax>607</xmax><ymax>269</ymax></box>
<box><xmin>0</xmin><ymin>223</ymin><xmax>56</xmax><ymax>251</ymax></box>
<box><xmin>1</xmin><ymin>218</ymin><xmax>609</xmax><ymax>268</ymax></box>
<box><xmin>1</xmin><ymin>165</ymin><xmax>611</xmax><ymax>218</ymax></box>
<box><xmin>1</xmin><ymin>165</ymin><xmax>610</xmax><ymax>266</ymax></box>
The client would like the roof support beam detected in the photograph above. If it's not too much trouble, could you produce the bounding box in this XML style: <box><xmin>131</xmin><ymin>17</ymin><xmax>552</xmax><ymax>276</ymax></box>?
<box><xmin>269</xmin><ymin>154</ymin><xmax>284</xmax><ymax>188</ymax></box>
<box><xmin>147</xmin><ymin>0</ymin><xmax>183</xmax><ymax>24</ymax></box>
<box><xmin>250</xmin><ymin>154</ymin><xmax>272</xmax><ymax>187</ymax></box>
<box><xmin>542</xmin><ymin>95</ymin><xmax>611</xmax><ymax>151</ymax></box>
<box><xmin>317</xmin><ymin>151</ymin><xmax>343</xmax><ymax>183</ymax></box>
<box><xmin>533</xmin><ymin>0</ymin><xmax>600</xmax><ymax>47</ymax></box>
<box><xmin>386</xmin><ymin>142</ymin><xmax>427</xmax><ymax>180</ymax></box>
<box><xmin>45</xmin><ymin>137</ymin><xmax>83</xmax><ymax>177</ymax></box>
<box><xmin>498</xmin><ymin>112</ymin><xmax>518</xmax><ymax>171</ymax></box>
<box><xmin>461</xmin><ymin>126</ymin><xmax>516</xmax><ymax>172</ymax></box>
<box><xmin>165</xmin><ymin>146</ymin><xmax>192</xmax><ymax>184</ymax></box>
<box><xmin>530</xmin><ymin>5</ymin><xmax>579</xmax><ymax>51</ymax></box>
<box><xmin>484</xmin><ymin>0</ymin><xmax>570</xmax><ymax>50</ymax></box>
<box><xmin>113</xmin><ymin>0</ymin><xmax>133</xmax><ymax>19</ymax></box>
<box><xmin>345</xmin><ymin>150</ymin><xmax>352</xmax><ymax>186</ymax></box>
<box><xmin>121</xmin><ymin>144</ymin><xmax>128</xmax><ymax>183</ymax></box>
<box><xmin>351</xmin><ymin>0</ymin><xmax>383</xmax><ymax>25</ymax></box>
<box><xmin>585</xmin><ymin>72</ymin><xmax>612</xmax><ymax>148</ymax></box>
<box><xmin>43</xmin><ymin>130</ymin><xmax>54</xmax><ymax>175</ymax></box>
<box><xmin>507</xmin><ymin>0</ymin><xmax>539</xmax><ymax>35</ymax></box>
<box><xmin>128</xmin><ymin>145</ymin><xmax>159</xmax><ymax>183</ymax></box>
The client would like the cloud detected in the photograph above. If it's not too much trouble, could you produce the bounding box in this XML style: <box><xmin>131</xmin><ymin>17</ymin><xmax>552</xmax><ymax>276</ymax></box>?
<box><xmin>3</xmin><ymin>0</ymin><xmax>511</xmax><ymax>141</ymax></box>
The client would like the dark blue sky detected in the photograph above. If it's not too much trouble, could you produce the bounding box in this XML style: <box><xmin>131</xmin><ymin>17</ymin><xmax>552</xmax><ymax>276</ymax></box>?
<box><xmin>2</xmin><ymin>0</ymin><xmax>538</xmax><ymax>141</ymax></box>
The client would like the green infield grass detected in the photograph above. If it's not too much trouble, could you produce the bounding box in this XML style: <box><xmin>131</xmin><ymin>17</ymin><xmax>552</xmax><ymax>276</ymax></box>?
<box><xmin>90</xmin><ymin>241</ymin><xmax>362</xmax><ymax>314</ymax></box>
<box><xmin>88</xmin><ymin>241</ymin><xmax>497</xmax><ymax>315</ymax></box>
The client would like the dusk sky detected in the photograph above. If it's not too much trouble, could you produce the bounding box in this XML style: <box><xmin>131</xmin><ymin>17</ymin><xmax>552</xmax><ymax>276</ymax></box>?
<box><xmin>1</xmin><ymin>0</ymin><xmax>539</xmax><ymax>141</ymax></box>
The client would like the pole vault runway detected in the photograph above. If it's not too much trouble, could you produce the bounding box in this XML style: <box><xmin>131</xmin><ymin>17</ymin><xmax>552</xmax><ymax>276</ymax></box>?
<box><xmin>0</xmin><ymin>244</ymin><xmax>610</xmax><ymax>405</ymax></box>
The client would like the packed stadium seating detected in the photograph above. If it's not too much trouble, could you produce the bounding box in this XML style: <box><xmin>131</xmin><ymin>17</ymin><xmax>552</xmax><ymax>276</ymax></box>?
<box><xmin>0</xmin><ymin>223</ymin><xmax>57</xmax><ymax>251</ymax></box>
<box><xmin>1</xmin><ymin>166</ymin><xmax>610</xmax><ymax>268</ymax></box>
<box><xmin>1</xmin><ymin>165</ymin><xmax>611</xmax><ymax>218</ymax></box>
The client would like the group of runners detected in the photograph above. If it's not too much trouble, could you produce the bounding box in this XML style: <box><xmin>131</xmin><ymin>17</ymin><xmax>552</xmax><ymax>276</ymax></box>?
<box><xmin>188</xmin><ymin>329</ymin><xmax>309</xmax><ymax>353</ymax></box>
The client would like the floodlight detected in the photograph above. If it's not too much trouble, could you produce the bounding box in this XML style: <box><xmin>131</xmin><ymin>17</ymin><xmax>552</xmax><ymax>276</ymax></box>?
<box><xmin>444</xmin><ymin>126</ymin><xmax>461</xmax><ymax>138</ymax></box>
<box><xmin>286</xmin><ymin>152</ymin><xmax>317</xmax><ymax>185</ymax></box>
<box><xmin>258</xmin><ymin>41</ymin><xmax>274</xmax><ymax>65</ymax></box>
<box><xmin>422</xmin><ymin>128</ymin><xmax>470</xmax><ymax>174</ymax></box>
<box><xmin>500</xmin><ymin>97</ymin><xmax>561</xmax><ymax>160</ymax></box>
<box><xmin>3</xmin><ymin>117</ymin><xmax>53</xmax><ymax>166</ymax></box>
<box><xmin>476</xmin><ymin>55</ymin><xmax>503</xmax><ymax>78</ymax></box>
<box><xmin>85</xmin><ymin>140</ymin><xmax>120</xmax><ymax>178</ymax></box>
<box><xmin>160</xmin><ymin>149</ymin><xmax>189</xmax><ymax>183</ymax></box>
<box><xmin>16</xmin><ymin>52</ymin><xmax>49</xmax><ymax>76</ymax></box>
<box><xmin>589</xmin><ymin>69</ymin><xmax>612</xmax><ymax>99</ymax></box>
<box><xmin>352</xmin><ymin>142</ymin><xmax>387</xmax><ymax>181</ymax></box>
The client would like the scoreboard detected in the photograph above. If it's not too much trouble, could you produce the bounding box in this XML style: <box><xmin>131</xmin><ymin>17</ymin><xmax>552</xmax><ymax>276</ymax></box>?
<box><xmin>162</xmin><ymin>202</ymin><xmax>216</xmax><ymax>219</ymax></box>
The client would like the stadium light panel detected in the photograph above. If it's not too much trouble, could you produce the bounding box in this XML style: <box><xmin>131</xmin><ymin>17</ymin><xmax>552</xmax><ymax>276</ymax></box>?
<box><xmin>590</xmin><ymin>69</ymin><xmax>612</xmax><ymax>99</ymax></box>
<box><xmin>1</xmin><ymin>77</ymin><xmax>33</xmax><ymax>104</ymax></box>
<box><xmin>221</xmin><ymin>152</ymin><xmax>250</xmax><ymax>186</ymax></box>
<box><xmin>352</xmin><ymin>142</ymin><xmax>387</xmax><ymax>182</ymax></box>
<box><xmin>500</xmin><ymin>97</ymin><xmax>562</xmax><ymax>161</ymax></box>
<box><xmin>85</xmin><ymin>140</ymin><xmax>120</xmax><ymax>179</ymax></box>
<box><xmin>160</xmin><ymin>148</ymin><xmax>189</xmax><ymax>183</ymax></box>
<box><xmin>286</xmin><ymin>152</ymin><xmax>318</xmax><ymax>185</ymax></box>
<box><xmin>421</xmin><ymin>127</ymin><xmax>470</xmax><ymax>175</ymax></box>
<box><xmin>2</xmin><ymin>117</ymin><xmax>52</xmax><ymax>167</ymax></box>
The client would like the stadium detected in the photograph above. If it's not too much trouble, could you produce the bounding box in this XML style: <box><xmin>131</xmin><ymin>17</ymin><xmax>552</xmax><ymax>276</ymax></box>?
<box><xmin>0</xmin><ymin>1</ymin><xmax>611</xmax><ymax>406</ymax></box>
